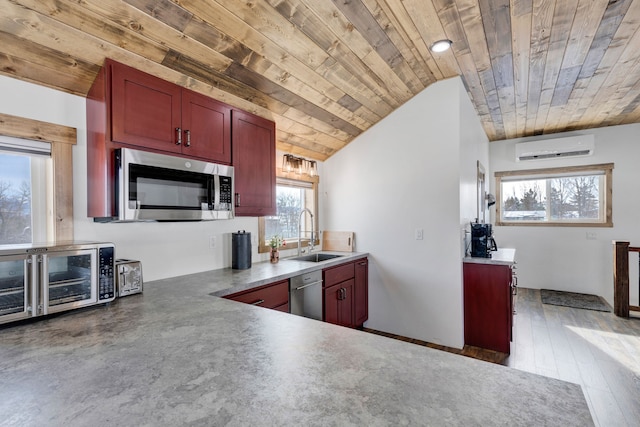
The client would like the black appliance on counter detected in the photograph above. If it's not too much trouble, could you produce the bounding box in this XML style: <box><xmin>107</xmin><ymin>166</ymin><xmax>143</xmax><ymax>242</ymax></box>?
<box><xmin>470</xmin><ymin>223</ymin><xmax>497</xmax><ymax>258</ymax></box>
<box><xmin>232</xmin><ymin>231</ymin><xmax>251</xmax><ymax>270</ymax></box>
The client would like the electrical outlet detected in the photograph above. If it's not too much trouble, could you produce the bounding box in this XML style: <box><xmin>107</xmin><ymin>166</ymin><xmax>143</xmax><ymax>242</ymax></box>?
<box><xmin>209</xmin><ymin>236</ymin><xmax>217</xmax><ymax>249</ymax></box>
<box><xmin>415</xmin><ymin>228</ymin><xmax>424</xmax><ymax>240</ymax></box>
<box><xmin>586</xmin><ymin>232</ymin><xmax>597</xmax><ymax>240</ymax></box>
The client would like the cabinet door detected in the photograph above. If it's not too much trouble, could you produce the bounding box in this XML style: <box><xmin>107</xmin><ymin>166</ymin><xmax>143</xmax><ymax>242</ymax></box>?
<box><xmin>110</xmin><ymin>61</ymin><xmax>182</xmax><ymax>152</ymax></box>
<box><xmin>324</xmin><ymin>280</ymin><xmax>354</xmax><ymax>328</ymax></box>
<box><xmin>354</xmin><ymin>258</ymin><xmax>368</xmax><ymax>326</ymax></box>
<box><xmin>231</xmin><ymin>110</ymin><xmax>276</xmax><ymax>216</ymax></box>
<box><xmin>463</xmin><ymin>263</ymin><xmax>512</xmax><ymax>353</ymax></box>
<box><xmin>181</xmin><ymin>89</ymin><xmax>231</xmax><ymax>164</ymax></box>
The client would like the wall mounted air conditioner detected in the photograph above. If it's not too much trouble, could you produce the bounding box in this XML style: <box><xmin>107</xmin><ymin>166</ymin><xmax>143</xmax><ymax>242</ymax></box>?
<box><xmin>515</xmin><ymin>135</ymin><xmax>595</xmax><ymax>161</ymax></box>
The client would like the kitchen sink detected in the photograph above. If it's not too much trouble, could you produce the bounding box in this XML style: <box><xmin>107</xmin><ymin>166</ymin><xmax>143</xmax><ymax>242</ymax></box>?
<box><xmin>289</xmin><ymin>253</ymin><xmax>345</xmax><ymax>263</ymax></box>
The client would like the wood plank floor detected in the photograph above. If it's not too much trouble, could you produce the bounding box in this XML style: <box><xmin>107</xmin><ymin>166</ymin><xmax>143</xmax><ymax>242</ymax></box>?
<box><xmin>365</xmin><ymin>288</ymin><xmax>640</xmax><ymax>427</ymax></box>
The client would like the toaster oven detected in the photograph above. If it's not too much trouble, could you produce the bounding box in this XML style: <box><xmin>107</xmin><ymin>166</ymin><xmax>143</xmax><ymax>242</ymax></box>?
<box><xmin>115</xmin><ymin>259</ymin><xmax>143</xmax><ymax>297</ymax></box>
<box><xmin>0</xmin><ymin>241</ymin><xmax>115</xmax><ymax>325</ymax></box>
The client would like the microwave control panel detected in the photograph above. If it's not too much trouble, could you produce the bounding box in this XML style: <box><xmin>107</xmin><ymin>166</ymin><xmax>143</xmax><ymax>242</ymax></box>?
<box><xmin>219</xmin><ymin>176</ymin><xmax>233</xmax><ymax>208</ymax></box>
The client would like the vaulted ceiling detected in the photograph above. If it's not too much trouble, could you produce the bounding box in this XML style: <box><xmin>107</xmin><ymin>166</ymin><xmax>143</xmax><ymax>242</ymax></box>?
<box><xmin>1</xmin><ymin>0</ymin><xmax>640</xmax><ymax>161</ymax></box>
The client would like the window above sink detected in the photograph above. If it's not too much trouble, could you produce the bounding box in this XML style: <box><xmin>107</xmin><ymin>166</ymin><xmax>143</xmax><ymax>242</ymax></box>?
<box><xmin>258</xmin><ymin>166</ymin><xmax>319</xmax><ymax>254</ymax></box>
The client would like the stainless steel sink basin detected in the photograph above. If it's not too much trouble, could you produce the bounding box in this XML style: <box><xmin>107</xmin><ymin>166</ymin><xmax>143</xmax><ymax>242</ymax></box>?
<box><xmin>289</xmin><ymin>253</ymin><xmax>344</xmax><ymax>263</ymax></box>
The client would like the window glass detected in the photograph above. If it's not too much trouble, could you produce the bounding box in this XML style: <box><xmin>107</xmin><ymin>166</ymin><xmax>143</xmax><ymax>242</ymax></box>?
<box><xmin>0</xmin><ymin>153</ymin><xmax>32</xmax><ymax>243</ymax></box>
<box><xmin>260</xmin><ymin>176</ymin><xmax>317</xmax><ymax>253</ymax></box>
<box><xmin>265</xmin><ymin>179</ymin><xmax>315</xmax><ymax>243</ymax></box>
<box><xmin>496</xmin><ymin>164</ymin><xmax>613</xmax><ymax>226</ymax></box>
<box><xmin>0</xmin><ymin>139</ymin><xmax>52</xmax><ymax>245</ymax></box>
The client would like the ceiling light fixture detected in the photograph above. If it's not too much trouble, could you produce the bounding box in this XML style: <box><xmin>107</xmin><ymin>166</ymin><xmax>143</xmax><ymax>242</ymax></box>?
<box><xmin>282</xmin><ymin>154</ymin><xmax>318</xmax><ymax>177</ymax></box>
<box><xmin>430</xmin><ymin>39</ymin><xmax>452</xmax><ymax>53</ymax></box>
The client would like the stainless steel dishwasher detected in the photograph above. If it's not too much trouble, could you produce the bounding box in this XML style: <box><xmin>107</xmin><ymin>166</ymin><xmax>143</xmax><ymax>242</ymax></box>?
<box><xmin>289</xmin><ymin>270</ymin><xmax>323</xmax><ymax>320</ymax></box>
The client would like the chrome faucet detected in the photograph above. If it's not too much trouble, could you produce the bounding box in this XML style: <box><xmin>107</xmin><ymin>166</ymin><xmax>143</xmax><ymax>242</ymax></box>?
<box><xmin>298</xmin><ymin>208</ymin><xmax>314</xmax><ymax>256</ymax></box>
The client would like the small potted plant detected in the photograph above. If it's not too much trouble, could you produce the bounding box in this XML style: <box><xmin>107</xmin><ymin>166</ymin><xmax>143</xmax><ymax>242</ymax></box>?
<box><xmin>268</xmin><ymin>235</ymin><xmax>286</xmax><ymax>263</ymax></box>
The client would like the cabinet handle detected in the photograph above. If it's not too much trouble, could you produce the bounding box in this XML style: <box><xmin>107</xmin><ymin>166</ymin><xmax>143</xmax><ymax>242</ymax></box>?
<box><xmin>358</xmin><ymin>261</ymin><xmax>367</xmax><ymax>266</ymax></box>
<box><xmin>185</xmin><ymin>129</ymin><xmax>191</xmax><ymax>147</ymax></box>
<box><xmin>176</xmin><ymin>127</ymin><xmax>182</xmax><ymax>145</ymax></box>
<box><xmin>235</xmin><ymin>193</ymin><xmax>240</xmax><ymax>207</ymax></box>
<box><xmin>251</xmin><ymin>299</ymin><xmax>265</xmax><ymax>306</ymax></box>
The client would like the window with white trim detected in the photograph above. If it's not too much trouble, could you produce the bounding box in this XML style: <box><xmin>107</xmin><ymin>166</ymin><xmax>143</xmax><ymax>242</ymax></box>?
<box><xmin>495</xmin><ymin>163</ymin><xmax>613</xmax><ymax>227</ymax></box>
<box><xmin>0</xmin><ymin>136</ymin><xmax>53</xmax><ymax>244</ymax></box>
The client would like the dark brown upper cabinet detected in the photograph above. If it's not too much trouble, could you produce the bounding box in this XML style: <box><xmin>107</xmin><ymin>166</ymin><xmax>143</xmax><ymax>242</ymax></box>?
<box><xmin>231</xmin><ymin>110</ymin><xmax>276</xmax><ymax>217</ymax></box>
<box><xmin>109</xmin><ymin>59</ymin><xmax>231</xmax><ymax>164</ymax></box>
<box><xmin>86</xmin><ymin>59</ymin><xmax>277</xmax><ymax>219</ymax></box>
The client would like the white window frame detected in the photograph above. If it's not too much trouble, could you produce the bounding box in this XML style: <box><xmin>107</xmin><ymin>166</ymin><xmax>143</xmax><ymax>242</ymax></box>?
<box><xmin>0</xmin><ymin>136</ymin><xmax>54</xmax><ymax>243</ymax></box>
<box><xmin>0</xmin><ymin>113</ymin><xmax>76</xmax><ymax>241</ymax></box>
<box><xmin>495</xmin><ymin>163</ymin><xmax>613</xmax><ymax>227</ymax></box>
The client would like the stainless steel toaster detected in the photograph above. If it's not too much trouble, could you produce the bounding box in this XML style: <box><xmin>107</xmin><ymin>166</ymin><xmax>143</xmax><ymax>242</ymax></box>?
<box><xmin>115</xmin><ymin>259</ymin><xmax>143</xmax><ymax>297</ymax></box>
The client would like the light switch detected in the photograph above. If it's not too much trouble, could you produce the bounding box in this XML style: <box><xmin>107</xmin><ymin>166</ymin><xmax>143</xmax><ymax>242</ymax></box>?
<box><xmin>415</xmin><ymin>228</ymin><xmax>424</xmax><ymax>240</ymax></box>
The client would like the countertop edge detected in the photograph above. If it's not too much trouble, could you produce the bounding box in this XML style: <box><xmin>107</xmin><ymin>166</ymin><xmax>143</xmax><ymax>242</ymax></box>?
<box><xmin>463</xmin><ymin>248</ymin><xmax>516</xmax><ymax>266</ymax></box>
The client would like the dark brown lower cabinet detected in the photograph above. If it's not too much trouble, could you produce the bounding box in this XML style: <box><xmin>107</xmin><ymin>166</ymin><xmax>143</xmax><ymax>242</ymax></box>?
<box><xmin>225</xmin><ymin>257</ymin><xmax>368</xmax><ymax>326</ymax></box>
<box><xmin>224</xmin><ymin>279</ymin><xmax>289</xmax><ymax>312</ymax></box>
<box><xmin>324</xmin><ymin>279</ymin><xmax>354</xmax><ymax>327</ymax></box>
<box><xmin>463</xmin><ymin>262</ymin><xmax>513</xmax><ymax>354</ymax></box>
<box><xmin>323</xmin><ymin>257</ymin><xmax>368</xmax><ymax>328</ymax></box>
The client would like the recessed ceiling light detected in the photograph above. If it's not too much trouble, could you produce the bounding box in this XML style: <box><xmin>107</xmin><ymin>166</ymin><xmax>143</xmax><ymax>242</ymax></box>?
<box><xmin>430</xmin><ymin>39</ymin><xmax>453</xmax><ymax>53</ymax></box>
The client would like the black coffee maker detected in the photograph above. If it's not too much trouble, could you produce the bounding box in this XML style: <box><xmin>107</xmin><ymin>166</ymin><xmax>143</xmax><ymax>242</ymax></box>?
<box><xmin>470</xmin><ymin>223</ymin><xmax>497</xmax><ymax>258</ymax></box>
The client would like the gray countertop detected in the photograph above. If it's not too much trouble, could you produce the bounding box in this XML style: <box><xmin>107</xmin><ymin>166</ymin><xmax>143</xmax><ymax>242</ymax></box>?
<box><xmin>0</xmin><ymin>252</ymin><xmax>593</xmax><ymax>426</ymax></box>
<box><xmin>464</xmin><ymin>247</ymin><xmax>516</xmax><ymax>266</ymax></box>
<box><xmin>207</xmin><ymin>251</ymin><xmax>369</xmax><ymax>297</ymax></box>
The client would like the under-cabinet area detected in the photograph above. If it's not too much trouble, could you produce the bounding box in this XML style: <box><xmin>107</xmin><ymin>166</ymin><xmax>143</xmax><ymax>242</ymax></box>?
<box><xmin>220</xmin><ymin>255</ymin><xmax>368</xmax><ymax>329</ymax></box>
<box><xmin>463</xmin><ymin>249</ymin><xmax>516</xmax><ymax>354</ymax></box>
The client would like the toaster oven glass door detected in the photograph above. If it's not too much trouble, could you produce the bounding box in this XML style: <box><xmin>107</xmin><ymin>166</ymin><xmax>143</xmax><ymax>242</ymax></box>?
<box><xmin>42</xmin><ymin>249</ymin><xmax>97</xmax><ymax>315</ymax></box>
<box><xmin>0</xmin><ymin>255</ymin><xmax>33</xmax><ymax>324</ymax></box>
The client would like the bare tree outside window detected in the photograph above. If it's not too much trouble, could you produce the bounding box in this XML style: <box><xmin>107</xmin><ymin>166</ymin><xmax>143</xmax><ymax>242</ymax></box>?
<box><xmin>0</xmin><ymin>154</ymin><xmax>32</xmax><ymax>244</ymax></box>
<box><xmin>265</xmin><ymin>186</ymin><xmax>303</xmax><ymax>241</ymax></box>
<box><xmin>264</xmin><ymin>184</ymin><xmax>316</xmax><ymax>244</ymax></box>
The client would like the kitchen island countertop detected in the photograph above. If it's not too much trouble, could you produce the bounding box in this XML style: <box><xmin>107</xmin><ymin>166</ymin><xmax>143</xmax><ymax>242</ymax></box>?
<box><xmin>0</xmin><ymin>255</ymin><xmax>592</xmax><ymax>426</ymax></box>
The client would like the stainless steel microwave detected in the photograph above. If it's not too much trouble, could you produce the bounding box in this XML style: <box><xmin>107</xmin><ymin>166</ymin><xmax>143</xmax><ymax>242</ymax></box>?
<box><xmin>110</xmin><ymin>148</ymin><xmax>234</xmax><ymax>222</ymax></box>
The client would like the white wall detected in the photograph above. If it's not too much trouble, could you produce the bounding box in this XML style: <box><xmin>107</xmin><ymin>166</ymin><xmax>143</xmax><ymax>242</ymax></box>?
<box><xmin>490</xmin><ymin>124</ymin><xmax>640</xmax><ymax>305</ymax></box>
<box><xmin>0</xmin><ymin>75</ymin><xmax>306</xmax><ymax>281</ymax></box>
<box><xmin>321</xmin><ymin>77</ymin><xmax>489</xmax><ymax>348</ymax></box>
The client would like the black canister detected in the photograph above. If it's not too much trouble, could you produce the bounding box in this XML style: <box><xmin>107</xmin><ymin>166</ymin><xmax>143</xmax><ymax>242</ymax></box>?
<box><xmin>232</xmin><ymin>230</ymin><xmax>252</xmax><ymax>269</ymax></box>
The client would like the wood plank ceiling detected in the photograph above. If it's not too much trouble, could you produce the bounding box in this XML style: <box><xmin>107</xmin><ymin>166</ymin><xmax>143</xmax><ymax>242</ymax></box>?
<box><xmin>1</xmin><ymin>0</ymin><xmax>640</xmax><ymax>161</ymax></box>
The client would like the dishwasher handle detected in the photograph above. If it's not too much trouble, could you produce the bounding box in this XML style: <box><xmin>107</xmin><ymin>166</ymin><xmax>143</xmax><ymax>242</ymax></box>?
<box><xmin>294</xmin><ymin>280</ymin><xmax>323</xmax><ymax>291</ymax></box>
